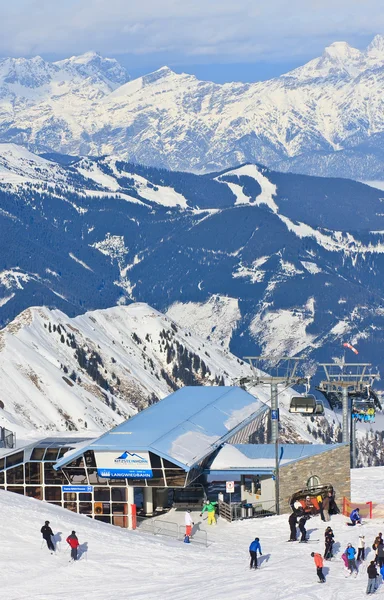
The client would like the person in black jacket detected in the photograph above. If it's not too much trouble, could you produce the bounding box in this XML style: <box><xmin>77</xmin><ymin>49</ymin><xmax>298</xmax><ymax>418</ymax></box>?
<box><xmin>298</xmin><ymin>514</ymin><xmax>311</xmax><ymax>542</ymax></box>
<box><xmin>324</xmin><ymin>527</ymin><xmax>334</xmax><ymax>560</ymax></box>
<box><xmin>41</xmin><ymin>520</ymin><xmax>55</xmax><ymax>552</ymax></box>
<box><xmin>367</xmin><ymin>561</ymin><xmax>378</xmax><ymax>594</ymax></box>
<box><xmin>288</xmin><ymin>512</ymin><xmax>298</xmax><ymax>541</ymax></box>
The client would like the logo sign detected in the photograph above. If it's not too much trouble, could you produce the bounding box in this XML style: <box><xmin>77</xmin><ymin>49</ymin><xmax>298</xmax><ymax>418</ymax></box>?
<box><xmin>94</xmin><ymin>451</ymin><xmax>153</xmax><ymax>479</ymax></box>
<box><xmin>62</xmin><ymin>485</ymin><xmax>93</xmax><ymax>493</ymax></box>
<box><xmin>271</xmin><ymin>409</ymin><xmax>279</xmax><ymax>421</ymax></box>
<box><xmin>226</xmin><ymin>481</ymin><xmax>235</xmax><ymax>494</ymax></box>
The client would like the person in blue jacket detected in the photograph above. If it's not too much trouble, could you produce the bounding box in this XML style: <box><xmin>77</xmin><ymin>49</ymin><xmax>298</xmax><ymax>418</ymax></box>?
<box><xmin>349</xmin><ymin>508</ymin><xmax>362</xmax><ymax>526</ymax></box>
<box><xmin>345</xmin><ymin>543</ymin><xmax>358</xmax><ymax>574</ymax></box>
<box><xmin>249</xmin><ymin>537</ymin><xmax>262</xmax><ymax>569</ymax></box>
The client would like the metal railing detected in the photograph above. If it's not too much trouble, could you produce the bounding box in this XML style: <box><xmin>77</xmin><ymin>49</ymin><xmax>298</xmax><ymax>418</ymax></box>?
<box><xmin>135</xmin><ymin>516</ymin><xmax>208</xmax><ymax>546</ymax></box>
<box><xmin>218</xmin><ymin>499</ymin><xmax>276</xmax><ymax>522</ymax></box>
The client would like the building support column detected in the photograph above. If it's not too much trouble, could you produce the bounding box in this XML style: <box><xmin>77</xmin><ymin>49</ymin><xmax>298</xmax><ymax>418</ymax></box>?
<box><xmin>143</xmin><ymin>487</ymin><xmax>154</xmax><ymax>516</ymax></box>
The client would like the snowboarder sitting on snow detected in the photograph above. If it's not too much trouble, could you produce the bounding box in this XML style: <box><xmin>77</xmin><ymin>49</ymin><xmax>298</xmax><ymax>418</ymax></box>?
<box><xmin>249</xmin><ymin>537</ymin><xmax>262</xmax><ymax>569</ymax></box>
<box><xmin>345</xmin><ymin>543</ymin><xmax>358</xmax><ymax>574</ymax></box>
<box><xmin>41</xmin><ymin>520</ymin><xmax>55</xmax><ymax>553</ymax></box>
<box><xmin>349</xmin><ymin>507</ymin><xmax>361</xmax><ymax>526</ymax></box>
<box><xmin>66</xmin><ymin>530</ymin><xmax>79</xmax><ymax>561</ymax></box>
<box><xmin>298</xmin><ymin>513</ymin><xmax>311</xmax><ymax>542</ymax></box>
<box><xmin>200</xmin><ymin>500</ymin><xmax>218</xmax><ymax>525</ymax></box>
<box><xmin>184</xmin><ymin>509</ymin><xmax>194</xmax><ymax>538</ymax></box>
<box><xmin>367</xmin><ymin>561</ymin><xmax>379</xmax><ymax>594</ymax></box>
<box><xmin>311</xmin><ymin>552</ymin><xmax>325</xmax><ymax>583</ymax></box>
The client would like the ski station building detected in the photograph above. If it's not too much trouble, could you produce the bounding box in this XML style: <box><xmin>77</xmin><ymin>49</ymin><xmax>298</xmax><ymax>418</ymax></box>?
<box><xmin>0</xmin><ymin>386</ymin><xmax>350</xmax><ymax>527</ymax></box>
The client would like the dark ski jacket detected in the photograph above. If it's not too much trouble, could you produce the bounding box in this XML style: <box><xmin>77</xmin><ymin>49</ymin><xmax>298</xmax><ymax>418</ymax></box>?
<box><xmin>299</xmin><ymin>514</ymin><xmax>310</xmax><ymax>527</ymax></box>
<box><xmin>66</xmin><ymin>534</ymin><xmax>79</xmax><ymax>549</ymax></box>
<box><xmin>368</xmin><ymin>563</ymin><xmax>378</xmax><ymax>579</ymax></box>
<box><xmin>249</xmin><ymin>540</ymin><xmax>262</xmax><ymax>554</ymax></box>
<box><xmin>41</xmin><ymin>525</ymin><xmax>54</xmax><ymax>539</ymax></box>
<box><xmin>377</xmin><ymin>543</ymin><xmax>384</xmax><ymax>558</ymax></box>
<box><xmin>350</xmin><ymin>509</ymin><xmax>360</xmax><ymax>523</ymax></box>
<box><xmin>289</xmin><ymin>513</ymin><xmax>297</xmax><ymax>524</ymax></box>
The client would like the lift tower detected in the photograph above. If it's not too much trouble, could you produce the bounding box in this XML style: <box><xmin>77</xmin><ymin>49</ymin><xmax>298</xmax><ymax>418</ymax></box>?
<box><xmin>240</xmin><ymin>356</ymin><xmax>310</xmax><ymax>514</ymax></box>
<box><xmin>317</xmin><ymin>363</ymin><xmax>379</xmax><ymax>467</ymax></box>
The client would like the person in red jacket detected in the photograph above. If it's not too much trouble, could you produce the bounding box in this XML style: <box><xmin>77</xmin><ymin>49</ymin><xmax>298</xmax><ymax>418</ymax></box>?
<box><xmin>311</xmin><ymin>552</ymin><xmax>326</xmax><ymax>583</ymax></box>
<box><xmin>66</xmin><ymin>531</ymin><xmax>80</xmax><ymax>561</ymax></box>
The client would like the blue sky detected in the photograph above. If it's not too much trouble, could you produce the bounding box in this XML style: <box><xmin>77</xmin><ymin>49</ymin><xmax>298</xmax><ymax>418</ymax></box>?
<box><xmin>1</xmin><ymin>0</ymin><xmax>383</xmax><ymax>82</ymax></box>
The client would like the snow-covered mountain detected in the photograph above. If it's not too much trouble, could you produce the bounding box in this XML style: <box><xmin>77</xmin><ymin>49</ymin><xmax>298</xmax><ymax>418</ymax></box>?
<box><xmin>2</xmin><ymin>38</ymin><xmax>384</xmax><ymax>178</ymax></box>
<box><xmin>1</xmin><ymin>144</ymin><xmax>384</xmax><ymax>386</ymax></box>
<box><xmin>0</xmin><ymin>302</ymin><xmax>332</xmax><ymax>452</ymax></box>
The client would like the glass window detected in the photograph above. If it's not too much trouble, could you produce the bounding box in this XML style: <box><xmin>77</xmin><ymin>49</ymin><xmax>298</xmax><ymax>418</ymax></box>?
<box><xmin>30</xmin><ymin>448</ymin><xmax>45</xmax><ymax>461</ymax></box>
<box><xmin>84</xmin><ymin>451</ymin><xmax>96</xmax><ymax>467</ymax></box>
<box><xmin>6</xmin><ymin>464</ymin><xmax>24</xmax><ymax>485</ymax></box>
<box><xmin>149</xmin><ymin>453</ymin><xmax>162</xmax><ymax>468</ymax></box>
<box><xmin>5</xmin><ymin>451</ymin><xmax>24</xmax><ymax>468</ymax></box>
<box><xmin>57</xmin><ymin>447</ymin><xmax>71</xmax><ymax>459</ymax></box>
<box><xmin>95</xmin><ymin>515</ymin><xmax>111</xmax><ymax>524</ymax></box>
<box><xmin>164</xmin><ymin>470</ymin><xmax>186</xmax><ymax>487</ymax></box>
<box><xmin>94</xmin><ymin>487</ymin><xmax>110</xmax><ymax>502</ymax></box>
<box><xmin>147</xmin><ymin>470</ymin><xmax>165</xmax><ymax>487</ymax></box>
<box><xmin>44</xmin><ymin>463</ymin><xmax>66</xmax><ymax>485</ymax></box>
<box><xmin>79</xmin><ymin>502</ymin><xmax>92</xmax><ymax>514</ymax></box>
<box><xmin>162</xmin><ymin>458</ymin><xmax>183</xmax><ymax>469</ymax></box>
<box><xmin>0</xmin><ymin>458</ymin><xmax>5</xmax><ymax>471</ymax></box>
<box><xmin>0</xmin><ymin>471</ymin><xmax>4</xmax><ymax>485</ymax></box>
<box><xmin>79</xmin><ymin>493</ymin><xmax>92</xmax><ymax>502</ymax></box>
<box><xmin>7</xmin><ymin>486</ymin><xmax>25</xmax><ymax>495</ymax></box>
<box><xmin>44</xmin><ymin>448</ymin><xmax>59</xmax><ymax>461</ymax></box>
<box><xmin>64</xmin><ymin>492</ymin><xmax>77</xmax><ymax>502</ymax></box>
<box><xmin>26</xmin><ymin>486</ymin><xmax>42</xmax><ymax>500</ymax></box>
<box><xmin>45</xmin><ymin>487</ymin><xmax>62</xmax><ymax>502</ymax></box>
<box><xmin>25</xmin><ymin>462</ymin><xmax>41</xmax><ymax>484</ymax></box>
<box><xmin>64</xmin><ymin>502</ymin><xmax>77</xmax><ymax>512</ymax></box>
<box><xmin>112</xmin><ymin>488</ymin><xmax>126</xmax><ymax>502</ymax></box>
<box><xmin>112</xmin><ymin>502</ymin><xmax>126</xmax><ymax>514</ymax></box>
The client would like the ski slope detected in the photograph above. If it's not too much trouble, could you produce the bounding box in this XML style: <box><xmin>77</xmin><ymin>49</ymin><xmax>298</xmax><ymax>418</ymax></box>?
<box><xmin>1</xmin><ymin>467</ymin><xmax>382</xmax><ymax>600</ymax></box>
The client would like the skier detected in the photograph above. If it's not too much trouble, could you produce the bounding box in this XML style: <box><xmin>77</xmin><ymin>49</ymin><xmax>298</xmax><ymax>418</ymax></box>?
<box><xmin>311</xmin><ymin>552</ymin><xmax>326</xmax><ymax>583</ymax></box>
<box><xmin>345</xmin><ymin>542</ymin><xmax>358</xmax><ymax>575</ymax></box>
<box><xmin>249</xmin><ymin>537</ymin><xmax>262</xmax><ymax>569</ymax></box>
<box><xmin>41</xmin><ymin>520</ymin><xmax>55</xmax><ymax>553</ymax></box>
<box><xmin>316</xmin><ymin>494</ymin><xmax>325</xmax><ymax>521</ymax></box>
<box><xmin>200</xmin><ymin>500</ymin><xmax>218</xmax><ymax>525</ymax></box>
<box><xmin>357</xmin><ymin>535</ymin><xmax>365</xmax><ymax>561</ymax></box>
<box><xmin>348</xmin><ymin>507</ymin><xmax>361</xmax><ymax>526</ymax></box>
<box><xmin>324</xmin><ymin>527</ymin><xmax>334</xmax><ymax>560</ymax></box>
<box><xmin>298</xmin><ymin>513</ymin><xmax>311</xmax><ymax>542</ymax></box>
<box><xmin>373</xmin><ymin>533</ymin><xmax>383</xmax><ymax>564</ymax></box>
<box><xmin>367</xmin><ymin>561</ymin><xmax>379</xmax><ymax>594</ymax></box>
<box><xmin>376</xmin><ymin>541</ymin><xmax>384</xmax><ymax>568</ymax></box>
<box><xmin>288</xmin><ymin>512</ymin><xmax>298</xmax><ymax>541</ymax></box>
<box><xmin>184</xmin><ymin>509</ymin><xmax>194</xmax><ymax>538</ymax></box>
<box><xmin>66</xmin><ymin>531</ymin><xmax>79</xmax><ymax>561</ymax></box>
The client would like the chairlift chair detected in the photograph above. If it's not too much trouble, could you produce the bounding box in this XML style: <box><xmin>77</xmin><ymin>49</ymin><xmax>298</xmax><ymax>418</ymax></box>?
<box><xmin>314</xmin><ymin>400</ymin><xmax>325</xmax><ymax>416</ymax></box>
<box><xmin>289</xmin><ymin>395</ymin><xmax>317</xmax><ymax>415</ymax></box>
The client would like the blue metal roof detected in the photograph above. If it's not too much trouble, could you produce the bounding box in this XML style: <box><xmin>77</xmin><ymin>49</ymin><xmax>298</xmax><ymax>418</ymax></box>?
<box><xmin>54</xmin><ymin>386</ymin><xmax>268</xmax><ymax>471</ymax></box>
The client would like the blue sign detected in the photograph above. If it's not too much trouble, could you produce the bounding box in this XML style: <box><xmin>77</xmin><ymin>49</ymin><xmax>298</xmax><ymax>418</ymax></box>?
<box><xmin>62</xmin><ymin>485</ymin><xmax>93</xmax><ymax>493</ymax></box>
<box><xmin>271</xmin><ymin>409</ymin><xmax>279</xmax><ymax>421</ymax></box>
<box><xmin>96</xmin><ymin>468</ymin><xmax>153</xmax><ymax>479</ymax></box>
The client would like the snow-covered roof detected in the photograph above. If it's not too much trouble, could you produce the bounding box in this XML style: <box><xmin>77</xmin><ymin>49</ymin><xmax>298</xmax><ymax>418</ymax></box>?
<box><xmin>55</xmin><ymin>386</ymin><xmax>269</xmax><ymax>471</ymax></box>
<box><xmin>208</xmin><ymin>442</ymin><xmax>346</xmax><ymax>473</ymax></box>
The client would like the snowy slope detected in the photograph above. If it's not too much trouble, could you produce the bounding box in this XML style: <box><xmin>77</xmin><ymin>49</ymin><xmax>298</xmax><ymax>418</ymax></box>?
<box><xmin>2</xmin><ymin>38</ymin><xmax>384</xmax><ymax>177</ymax></box>
<box><xmin>0</xmin><ymin>466</ymin><xmax>382</xmax><ymax>600</ymax></box>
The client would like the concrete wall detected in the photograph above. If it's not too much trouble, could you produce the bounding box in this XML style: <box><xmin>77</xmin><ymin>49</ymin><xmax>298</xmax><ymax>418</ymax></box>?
<box><xmin>279</xmin><ymin>444</ymin><xmax>350</xmax><ymax>514</ymax></box>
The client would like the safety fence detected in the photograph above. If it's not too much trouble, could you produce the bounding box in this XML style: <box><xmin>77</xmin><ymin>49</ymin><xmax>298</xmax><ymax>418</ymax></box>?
<box><xmin>342</xmin><ymin>498</ymin><xmax>373</xmax><ymax>519</ymax></box>
<box><xmin>135</xmin><ymin>516</ymin><xmax>208</xmax><ymax>546</ymax></box>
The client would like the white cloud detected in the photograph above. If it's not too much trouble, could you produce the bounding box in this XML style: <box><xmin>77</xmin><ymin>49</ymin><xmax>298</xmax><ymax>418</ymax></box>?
<box><xmin>1</xmin><ymin>0</ymin><xmax>384</xmax><ymax>63</ymax></box>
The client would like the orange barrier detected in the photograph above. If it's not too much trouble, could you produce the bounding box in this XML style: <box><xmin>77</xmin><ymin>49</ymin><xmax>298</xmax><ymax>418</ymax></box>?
<box><xmin>343</xmin><ymin>497</ymin><xmax>373</xmax><ymax>519</ymax></box>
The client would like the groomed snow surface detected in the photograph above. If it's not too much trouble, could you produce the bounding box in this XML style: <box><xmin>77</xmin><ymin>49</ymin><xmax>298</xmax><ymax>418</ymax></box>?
<box><xmin>2</xmin><ymin>467</ymin><xmax>384</xmax><ymax>600</ymax></box>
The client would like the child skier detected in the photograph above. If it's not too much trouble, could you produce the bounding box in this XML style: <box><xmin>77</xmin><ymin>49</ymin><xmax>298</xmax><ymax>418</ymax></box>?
<box><xmin>184</xmin><ymin>509</ymin><xmax>194</xmax><ymax>538</ymax></box>
<box><xmin>311</xmin><ymin>552</ymin><xmax>326</xmax><ymax>583</ymax></box>
<box><xmin>249</xmin><ymin>537</ymin><xmax>262</xmax><ymax>569</ymax></box>
<box><xmin>40</xmin><ymin>521</ymin><xmax>55</xmax><ymax>553</ymax></box>
<box><xmin>324</xmin><ymin>527</ymin><xmax>334</xmax><ymax>560</ymax></box>
<box><xmin>345</xmin><ymin>543</ymin><xmax>358</xmax><ymax>575</ymax></box>
<box><xmin>66</xmin><ymin>531</ymin><xmax>80</xmax><ymax>561</ymax></box>
<box><xmin>200</xmin><ymin>500</ymin><xmax>218</xmax><ymax>525</ymax></box>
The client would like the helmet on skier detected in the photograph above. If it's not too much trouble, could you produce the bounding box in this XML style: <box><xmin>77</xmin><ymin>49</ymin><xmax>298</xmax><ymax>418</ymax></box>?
<box><xmin>255</xmin><ymin>537</ymin><xmax>259</xmax><ymax>541</ymax></box>
<box><xmin>45</xmin><ymin>520</ymin><xmax>50</xmax><ymax>524</ymax></box>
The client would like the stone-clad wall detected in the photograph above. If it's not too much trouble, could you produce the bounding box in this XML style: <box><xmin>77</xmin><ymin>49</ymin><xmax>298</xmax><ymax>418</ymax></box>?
<box><xmin>279</xmin><ymin>444</ymin><xmax>350</xmax><ymax>513</ymax></box>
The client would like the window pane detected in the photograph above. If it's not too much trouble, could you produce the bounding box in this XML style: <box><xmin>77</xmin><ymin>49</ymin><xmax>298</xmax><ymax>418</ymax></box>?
<box><xmin>30</xmin><ymin>448</ymin><xmax>45</xmax><ymax>461</ymax></box>
<box><xmin>25</xmin><ymin>486</ymin><xmax>42</xmax><ymax>500</ymax></box>
<box><xmin>64</xmin><ymin>492</ymin><xmax>77</xmax><ymax>501</ymax></box>
<box><xmin>64</xmin><ymin>502</ymin><xmax>77</xmax><ymax>512</ymax></box>
<box><xmin>112</xmin><ymin>488</ymin><xmax>126</xmax><ymax>502</ymax></box>
<box><xmin>94</xmin><ymin>488</ymin><xmax>110</xmax><ymax>502</ymax></box>
<box><xmin>57</xmin><ymin>447</ymin><xmax>70</xmax><ymax>459</ymax></box>
<box><xmin>0</xmin><ymin>472</ymin><xmax>4</xmax><ymax>485</ymax></box>
<box><xmin>0</xmin><ymin>458</ymin><xmax>4</xmax><ymax>470</ymax></box>
<box><xmin>6</xmin><ymin>465</ymin><xmax>24</xmax><ymax>484</ymax></box>
<box><xmin>79</xmin><ymin>502</ymin><xmax>92</xmax><ymax>514</ymax></box>
<box><xmin>5</xmin><ymin>452</ymin><xmax>24</xmax><ymax>468</ymax></box>
<box><xmin>25</xmin><ymin>462</ymin><xmax>41</xmax><ymax>484</ymax></box>
<box><xmin>7</xmin><ymin>486</ymin><xmax>24</xmax><ymax>495</ymax></box>
<box><xmin>162</xmin><ymin>459</ymin><xmax>182</xmax><ymax>469</ymax></box>
<box><xmin>45</xmin><ymin>487</ymin><xmax>62</xmax><ymax>502</ymax></box>
<box><xmin>84</xmin><ymin>451</ymin><xmax>96</xmax><ymax>467</ymax></box>
<box><xmin>164</xmin><ymin>470</ymin><xmax>186</xmax><ymax>487</ymax></box>
<box><xmin>79</xmin><ymin>493</ymin><xmax>92</xmax><ymax>501</ymax></box>
<box><xmin>44</xmin><ymin>448</ymin><xmax>59</xmax><ymax>461</ymax></box>
<box><xmin>147</xmin><ymin>470</ymin><xmax>165</xmax><ymax>487</ymax></box>
<box><xmin>44</xmin><ymin>463</ymin><xmax>66</xmax><ymax>485</ymax></box>
<box><xmin>95</xmin><ymin>515</ymin><xmax>111</xmax><ymax>524</ymax></box>
<box><xmin>149</xmin><ymin>453</ymin><xmax>162</xmax><ymax>468</ymax></box>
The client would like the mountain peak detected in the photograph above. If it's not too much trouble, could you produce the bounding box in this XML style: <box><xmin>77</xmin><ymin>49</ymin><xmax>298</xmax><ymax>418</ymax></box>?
<box><xmin>323</xmin><ymin>41</ymin><xmax>362</xmax><ymax>62</ymax></box>
<box><xmin>367</xmin><ymin>34</ymin><xmax>384</xmax><ymax>54</ymax></box>
<box><xmin>54</xmin><ymin>52</ymin><xmax>129</xmax><ymax>86</ymax></box>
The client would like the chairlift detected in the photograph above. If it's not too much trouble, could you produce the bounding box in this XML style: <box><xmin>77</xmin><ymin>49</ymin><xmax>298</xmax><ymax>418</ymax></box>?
<box><xmin>314</xmin><ymin>400</ymin><xmax>325</xmax><ymax>416</ymax></box>
<box><xmin>351</xmin><ymin>400</ymin><xmax>376</xmax><ymax>423</ymax></box>
<box><xmin>289</xmin><ymin>395</ymin><xmax>317</xmax><ymax>415</ymax></box>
